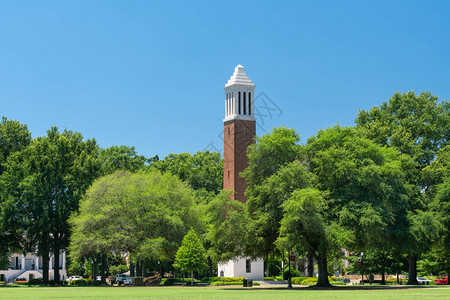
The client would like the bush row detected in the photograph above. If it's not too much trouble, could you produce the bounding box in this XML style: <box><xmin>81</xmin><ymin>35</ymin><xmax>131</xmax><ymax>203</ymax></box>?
<box><xmin>201</xmin><ymin>277</ymin><xmax>246</xmax><ymax>283</ymax></box>
<box><xmin>210</xmin><ymin>281</ymin><xmax>260</xmax><ymax>286</ymax></box>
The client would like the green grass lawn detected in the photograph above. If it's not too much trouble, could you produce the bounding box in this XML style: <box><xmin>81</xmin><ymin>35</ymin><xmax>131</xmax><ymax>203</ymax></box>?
<box><xmin>0</xmin><ymin>286</ymin><xmax>449</xmax><ymax>300</ymax></box>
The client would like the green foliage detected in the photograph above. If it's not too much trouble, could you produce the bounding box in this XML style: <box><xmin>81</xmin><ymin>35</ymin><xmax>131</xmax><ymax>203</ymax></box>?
<box><xmin>174</xmin><ymin>228</ymin><xmax>207</xmax><ymax>285</ymax></box>
<box><xmin>162</xmin><ymin>278</ymin><xmax>199</xmax><ymax>285</ymax></box>
<box><xmin>109</xmin><ymin>264</ymin><xmax>129</xmax><ymax>276</ymax></box>
<box><xmin>210</xmin><ymin>281</ymin><xmax>260</xmax><ymax>286</ymax></box>
<box><xmin>99</xmin><ymin>145</ymin><xmax>154</xmax><ymax>175</ymax></box>
<box><xmin>202</xmin><ymin>277</ymin><xmax>246</xmax><ymax>283</ymax></box>
<box><xmin>69</xmin><ymin>170</ymin><xmax>202</xmax><ymax>269</ymax></box>
<box><xmin>153</xmin><ymin>151</ymin><xmax>223</xmax><ymax>194</ymax></box>
<box><xmin>69</xmin><ymin>278</ymin><xmax>95</xmax><ymax>286</ymax></box>
<box><xmin>356</xmin><ymin>91</ymin><xmax>450</xmax><ymax>175</ymax></box>
<box><xmin>291</xmin><ymin>277</ymin><xmax>317</xmax><ymax>285</ymax></box>
<box><xmin>267</xmin><ymin>260</ymin><xmax>281</xmax><ymax>276</ymax></box>
<box><xmin>206</xmin><ymin>192</ymin><xmax>251</xmax><ymax>262</ymax></box>
<box><xmin>1</xmin><ymin>126</ymin><xmax>100</xmax><ymax>281</ymax></box>
<box><xmin>283</xmin><ymin>268</ymin><xmax>301</xmax><ymax>279</ymax></box>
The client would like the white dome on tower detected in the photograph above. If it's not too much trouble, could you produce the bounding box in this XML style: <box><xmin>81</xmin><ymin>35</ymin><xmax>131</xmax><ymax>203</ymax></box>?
<box><xmin>225</xmin><ymin>64</ymin><xmax>255</xmax><ymax>88</ymax></box>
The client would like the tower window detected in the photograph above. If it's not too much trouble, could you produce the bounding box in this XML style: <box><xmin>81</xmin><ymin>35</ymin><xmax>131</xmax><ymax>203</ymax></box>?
<box><xmin>227</xmin><ymin>171</ymin><xmax>230</xmax><ymax>178</ymax></box>
<box><xmin>238</xmin><ymin>92</ymin><xmax>241</xmax><ymax>115</ymax></box>
<box><xmin>243</xmin><ymin>92</ymin><xmax>246</xmax><ymax>115</ymax></box>
<box><xmin>228</xmin><ymin>127</ymin><xmax>230</xmax><ymax>135</ymax></box>
<box><xmin>249</xmin><ymin>92</ymin><xmax>251</xmax><ymax>115</ymax></box>
<box><xmin>244</xmin><ymin>127</ymin><xmax>247</xmax><ymax>135</ymax></box>
<box><xmin>246</xmin><ymin>259</ymin><xmax>251</xmax><ymax>273</ymax></box>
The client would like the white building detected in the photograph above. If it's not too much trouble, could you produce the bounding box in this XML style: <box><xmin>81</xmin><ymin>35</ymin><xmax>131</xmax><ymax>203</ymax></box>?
<box><xmin>218</xmin><ymin>258</ymin><xmax>264</xmax><ymax>281</ymax></box>
<box><xmin>0</xmin><ymin>252</ymin><xmax>67</xmax><ymax>283</ymax></box>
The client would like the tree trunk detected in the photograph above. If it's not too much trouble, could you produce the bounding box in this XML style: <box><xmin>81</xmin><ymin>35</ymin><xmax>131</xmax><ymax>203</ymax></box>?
<box><xmin>307</xmin><ymin>252</ymin><xmax>314</xmax><ymax>277</ymax></box>
<box><xmin>93</xmin><ymin>255</ymin><xmax>98</xmax><ymax>283</ymax></box>
<box><xmin>380</xmin><ymin>254</ymin><xmax>386</xmax><ymax>285</ymax></box>
<box><xmin>406</xmin><ymin>253</ymin><xmax>419</xmax><ymax>285</ymax></box>
<box><xmin>208</xmin><ymin>256</ymin><xmax>213</xmax><ymax>277</ymax></box>
<box><xmin>53</xmin><ymin>245</ymin><xmax>60</xmax><ymax>283</ymax></box>
<box><xmin>101</xmin><ymin>254</ymin><xmax>107</xmax><ymax>283</ymax></box>
<box><xmin>264</xmin><ymin>253</ymin><xmax>268</xmax><ymax>276</ymax></box>
<box><xmin>130</xmin><ymin>262</ymin><xmax>135</xmax><ymax>277</ymax></box>
<box><xmin>191</xmin><ymin>270</ymin><xmax>193</xmax><ymax>286</ymax></box>
<box><xmin>315</xmin><ymin>253</ymin><xmax>331</xmax><ymax>287</ymax></box>
<box><xmin>136</xmin><ymin>260</ymin><xmax>142</xmax><ymax>277</ymax></box>
<box><xmin>42</xmin><ymin>248</ymin><xmax>50</xmax><ymax>284</ymax></box>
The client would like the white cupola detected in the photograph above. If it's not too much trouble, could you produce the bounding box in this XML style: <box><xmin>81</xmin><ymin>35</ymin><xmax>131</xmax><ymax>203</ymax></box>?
<box><xmin>224</xmin><ymin>64</ymin><xmax>256</xmax><ymax>122</ymax></box>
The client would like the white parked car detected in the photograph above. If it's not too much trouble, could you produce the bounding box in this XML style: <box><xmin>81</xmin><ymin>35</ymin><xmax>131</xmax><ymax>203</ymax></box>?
<box><xmin>417</xmin><ymin>277</ymin><xmax>432</xmax><ymax>285</ymax></box>
<box><xmin>66</xmin><ymin>275</ymin><xmax>84</xmax><ymax>282</ymax></box>
<box><xmin>123</xmin><ymin>277</ymin><xmax>132</xmax><ymax>285</ymax></box>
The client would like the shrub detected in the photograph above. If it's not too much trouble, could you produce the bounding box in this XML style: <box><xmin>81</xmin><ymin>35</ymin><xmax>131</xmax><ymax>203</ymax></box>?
<box><xmin>28</xmin><ymin>278</ymin><xmax>44</xmax><ymax>285</ymax></box>
<box><xmin>201</xmin><ymin>277</ymin><xmax>246</xmax><ymax>283</ymax></box>
<box><xmin>69</xmin><ymin>278</ymin><xmax>94</xmax><ymax>286</ymax></box>
<box><xmin>163</xmin><ymin>278</ymin><xmax>199</xmax><ymax>286</ymax></box>
<box><xmin>210</xmin><ymin>281</ymin><xmax>260</xmax><ymax>286</ymax></box>
<box><xmin>267</xmin><ymin>261</ymin><xmax>281</xmax><ymax>276</ymax></box>
<box><xmin>283</xmin><ymin>268</ymin><xmax>301</xmax><ymax>280</ymax></box>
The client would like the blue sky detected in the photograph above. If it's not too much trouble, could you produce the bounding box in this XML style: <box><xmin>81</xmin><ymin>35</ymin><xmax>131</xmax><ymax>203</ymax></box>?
<box><xmin>1</xmin><ymin>0</ymin><xmax>449</xmax><ymax>159</ymax></box>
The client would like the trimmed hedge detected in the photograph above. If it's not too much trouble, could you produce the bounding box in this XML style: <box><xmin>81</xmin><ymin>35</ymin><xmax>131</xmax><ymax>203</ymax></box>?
<box><xmin>211</xmin><ymin>281</ymin><xmax>260</xmax><ymax>286</ymax></box>
<box><xmin>69</xmin><ymin>278</ymin><xmax>94</xmax><ymax>286</ymax></box>
<box><xmin>28</xmin><ymin>278</ymin><xmax>43</xmax><ymax>285</ymax></box>
<box><xmin>290</xmin><ymin>277</ymin><xmax>346</xmax><ymax>286</ymax></box>
<box><xmin>162</xmin><ymin>278</ymin><xmax>200</xmax><ymax>286</ymax></box>
<box><xmin>202</xmin><ymin>277</ymin><xmax>246</xmax><ymax>283</ymax></box>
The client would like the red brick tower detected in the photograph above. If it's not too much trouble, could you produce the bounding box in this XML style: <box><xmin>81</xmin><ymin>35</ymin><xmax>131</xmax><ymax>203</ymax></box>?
<box><xmin>223</xmin><ymin>65</ymin><xmax>256</xmax><ymax>203</ymax></box>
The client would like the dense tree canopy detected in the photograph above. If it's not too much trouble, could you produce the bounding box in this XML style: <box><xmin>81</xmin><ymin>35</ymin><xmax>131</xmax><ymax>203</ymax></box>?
<box><xmin>356</xmin><ymin>91</ymin><xmax>450</xmax><ymax>284</ymax></box>
<box><xmin>0</xmin><ymin>117</ymin><xmax>31</xmax><ymax>258</ymax></box>
<box><xmin>69</xmin><ymin>170</ymin><xmax>202</xmax><ymax>276</ymax></box>
<box><xmin>0</xmin><ymin>127</ymin><xmax>99</xmax><ymax>282</ymax></box>
<box><xmin>153</xmin><ymin>151</ymin><xmax>223</xmax><ymax>194</ymax></box>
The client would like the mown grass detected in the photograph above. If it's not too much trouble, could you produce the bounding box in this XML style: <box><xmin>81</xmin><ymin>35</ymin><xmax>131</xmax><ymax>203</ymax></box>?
<box><xmin>0</xmin><ymin>285</ymin><xmax>448</xmax><ymax>299</ymax></box>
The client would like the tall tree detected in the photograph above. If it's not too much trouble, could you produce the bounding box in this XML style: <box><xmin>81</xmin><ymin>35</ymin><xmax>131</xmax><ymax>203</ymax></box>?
<box><xmin>1</xmin><ymin>127</ymin><xmax>99</xmax><ymax>282</ymax></box>
<box><xmin>0</xmin><ymin>117</ymin><xmax>31</xmax><ymax>260</ymax></box>
<box><xmin>356</xmin><ymin>91</ymin><xmax>450</xmax><ymax>284</ymax></box>
<box><xmin>174</xmin><ymin>228</ymin><xmax>207</xmax><ymax>285</ymax></box>
<box><xmin>302</xmin><ymin>125</ymin><xmax>412</xmax><ymax>286</ymax></box>
<box><xmin>69</xmin><ymin>170</ymin><xmax>202</xmax><ymax>276</ymax></box>
<box><xmin>241</xmin><ymin>127</ymin><xmax>305</xmax><ymax>271</ymax></box>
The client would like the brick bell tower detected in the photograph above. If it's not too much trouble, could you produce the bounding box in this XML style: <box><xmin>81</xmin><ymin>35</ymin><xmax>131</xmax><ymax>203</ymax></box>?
<box><xmin>223</xmin><ymin>64</ymin><xmax>256</xmax><ymax>203</ymax></box>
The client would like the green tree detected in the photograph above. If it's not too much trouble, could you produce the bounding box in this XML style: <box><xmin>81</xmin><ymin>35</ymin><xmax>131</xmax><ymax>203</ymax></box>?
<box><xmin>431</xmin><ymin>163</ymin><xmax>450</xmax><ymax>278</ymax></box>
<box><xmin>153</xmin><ymin>151</ymin><xmax>223</xmax><ymax>194</ymax></box>
<box><xmin>206</xmin><ymin>192</ymin><xmax>252</xmax><ymax>263</ymax></box>
<box><xmin>0</xmin><ymin>117</ymin><xmax>31</xmax><ymax>258</ymax></box>
<box><xmin>1</xmin><ymin>127</ymin><xmax>99</xmax><ymax>282</ymax></box>
<box><xmin>174</xmin><ymin>228</ymin><xmax>207</xmax><ymax>285</ymax></box>
<box><xmin>303</xmin><ymin>126</ymin><xmax>412</xmax><ymax>286</ymax></box>
<box><xmin>242</xmin><ymin>127</ymin><xmax>305</xmax><ymax>272</ymax></box>
<box><xmin>356</xmin><ymin>91</ymin><xmax>450</xmax><ymax>284</ymax></box>
<box><xmin>278</xmin><ymin>188</ymin><xmax>352</xmax><ymax>287</ymax></box>
<box><xmin>69</xmin><ymin>170</ymin><xmax>202</xmax><ymax>278</ymax></box>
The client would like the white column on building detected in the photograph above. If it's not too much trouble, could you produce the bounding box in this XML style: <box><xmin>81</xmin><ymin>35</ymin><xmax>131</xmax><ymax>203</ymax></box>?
<box><xmin>21</xmin><ymin>254</ymin><xmax>25</xmax><ymax>270</ymax></box>
<box><xmin>232</xmin><ymin>92</ymin><xmax>235</xmax><ymax>115</ymax></box>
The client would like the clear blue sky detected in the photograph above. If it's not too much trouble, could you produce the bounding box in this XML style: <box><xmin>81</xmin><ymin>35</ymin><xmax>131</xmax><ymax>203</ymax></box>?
<box><xmin>1</xmin><ymin>0</ymin><xmax>449</xmax><ymax>159</ymax></box>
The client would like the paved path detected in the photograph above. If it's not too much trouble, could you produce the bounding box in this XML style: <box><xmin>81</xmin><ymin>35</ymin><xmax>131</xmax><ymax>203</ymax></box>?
<box><xmin>256</xmin><ymin>280</ymin><xmax>288</xmax><ymax>286</ymax></box>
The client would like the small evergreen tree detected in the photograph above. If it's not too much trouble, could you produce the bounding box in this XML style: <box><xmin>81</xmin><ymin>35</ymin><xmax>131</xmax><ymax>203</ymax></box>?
<box><xmin>174</xmin><ymin>228</ymin><xmax>207</xmax><ymax>285</ymax></box>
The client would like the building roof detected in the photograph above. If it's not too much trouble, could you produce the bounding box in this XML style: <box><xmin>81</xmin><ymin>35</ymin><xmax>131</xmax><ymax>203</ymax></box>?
<box><xmin>225</xmin><ymin>64</ymin><xmax>255</xmax><ymax>88</ymax></box>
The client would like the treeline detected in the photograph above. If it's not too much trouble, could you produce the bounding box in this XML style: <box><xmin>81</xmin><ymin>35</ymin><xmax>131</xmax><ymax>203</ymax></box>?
<box><xmin>0</xmin><ymin>91</ymin><xmax>449</xmax><ymax>287</ymax></box>
<box><xmin>0</xmin><ymin>120</ymin><xmax>221</xmax><ymax>282</ymax></box>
